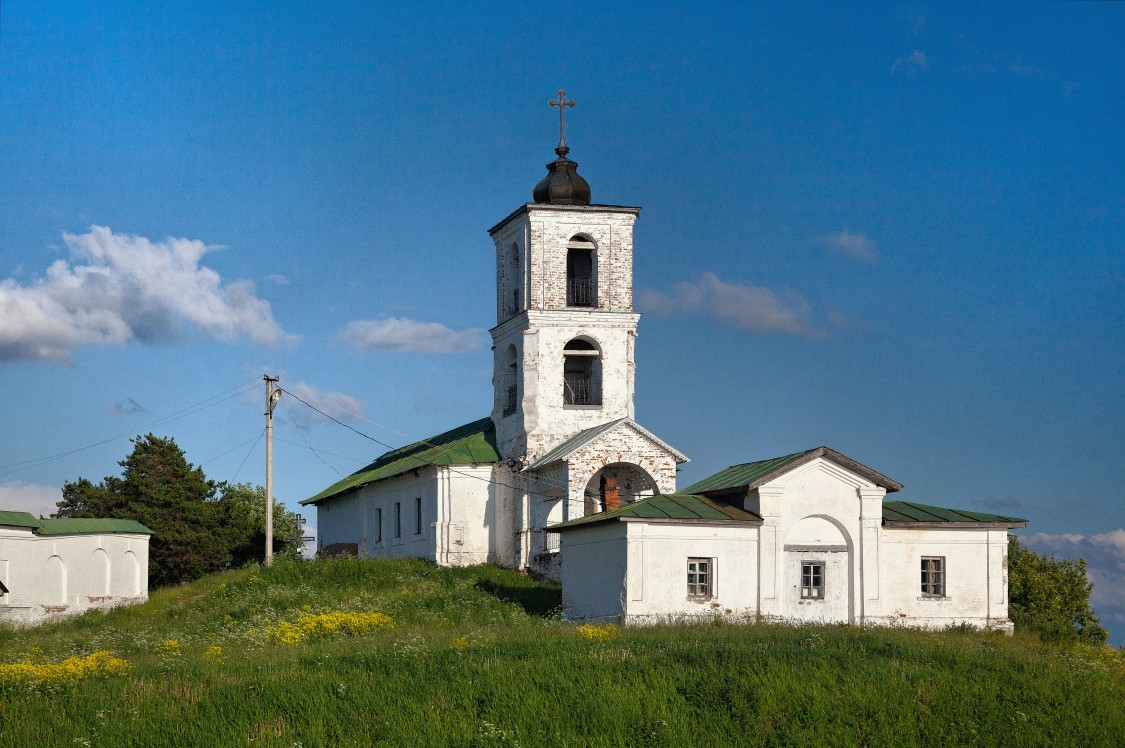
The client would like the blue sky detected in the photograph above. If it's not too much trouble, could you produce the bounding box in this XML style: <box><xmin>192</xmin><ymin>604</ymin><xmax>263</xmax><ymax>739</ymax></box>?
<box><xmin>1</xmin><ymin>2</ymin><xmax>1122</xmax><ymax>640</ymax></box>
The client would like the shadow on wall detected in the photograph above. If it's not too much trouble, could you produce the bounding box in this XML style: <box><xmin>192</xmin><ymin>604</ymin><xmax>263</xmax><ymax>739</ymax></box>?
<box><xmin>474</xmin><ymin>579</ymin><xmax>561</xmax><ymax>617</ymax></box>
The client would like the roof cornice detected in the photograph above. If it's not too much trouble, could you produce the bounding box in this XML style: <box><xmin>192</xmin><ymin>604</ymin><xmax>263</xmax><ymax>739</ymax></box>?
<box><xmin>488</xmin><ymin>203</ymin><xmax>642</xmax><ymax>236</ymax></box>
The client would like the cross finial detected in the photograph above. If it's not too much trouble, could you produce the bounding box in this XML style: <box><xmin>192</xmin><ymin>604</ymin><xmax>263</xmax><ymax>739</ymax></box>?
<box><xmin>548</xmin><ymin>88</ymin><xmax>575</xmax><ymax>156</ymax></box>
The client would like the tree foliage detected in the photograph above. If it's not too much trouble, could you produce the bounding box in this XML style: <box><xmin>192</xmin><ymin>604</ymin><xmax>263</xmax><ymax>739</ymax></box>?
<box><xmin>55</xmin><ymin>434</ymin><xmax>302</xmax><ymax>587</ymax></box>
<box><xmin>1008</xmin><ymin>535</ymin><xmax>1107</xmax><ymax>644</ymax></box>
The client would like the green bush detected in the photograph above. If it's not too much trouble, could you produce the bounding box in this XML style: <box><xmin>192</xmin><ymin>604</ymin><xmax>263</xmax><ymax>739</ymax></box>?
<box><xmin>1008</xmin><ymin>535</ymin><xmax>1108</xmax><ymax>643</ymax></box>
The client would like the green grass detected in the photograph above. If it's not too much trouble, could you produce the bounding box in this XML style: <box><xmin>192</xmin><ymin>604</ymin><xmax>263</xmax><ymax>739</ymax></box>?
<box><xmin>1</xmin><ymin>557</ymin><xmax>1123</xmax><ymax>747</ymax></box>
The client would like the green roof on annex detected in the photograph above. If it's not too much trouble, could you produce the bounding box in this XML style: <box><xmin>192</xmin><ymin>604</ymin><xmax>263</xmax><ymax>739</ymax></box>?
<box><xmin>882</xmin><ymin>501</ymin><xmax>1026</xmax><ymax>527</ymax></box>
<box><xmin>35</xmin><ymin>518</ymin><xmax>153</xmax><ymax>535</ymax></box>
<box><xmin>0</xmin><ymin>510</ymin><xmax>152</xmax><ymax>535</ymax></box>
<box><xmin>0</xmin><ymin>510</ymin><xmax>42</xmax><ymax>529</ymax></box>
<box><xmin>301</xmin><ymin>417</ymin><xmax>501</xmax><ymax>505</ymax></box>
<box><xmin>548</xmin><ymin>493</ymin><xmax>762</xmax><ymax>531</ymax></box>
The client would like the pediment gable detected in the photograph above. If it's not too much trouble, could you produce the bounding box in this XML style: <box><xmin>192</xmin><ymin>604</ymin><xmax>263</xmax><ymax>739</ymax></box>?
<box><xmin>685</xmin><ymin>446</ymin><xmax>902</xmax><ymax>496</ymax></box>
<box><xmin>526</xmin><ymin>418</ymin><xmax>688</xmax><ymax>471</ymax></box>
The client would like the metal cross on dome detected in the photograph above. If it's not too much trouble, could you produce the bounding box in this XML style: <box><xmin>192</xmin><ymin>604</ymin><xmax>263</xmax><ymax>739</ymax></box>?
<box><xmin>548</xmin><ymin>89</ymin><xmax>575</xmax><ymax>151</ymax></box>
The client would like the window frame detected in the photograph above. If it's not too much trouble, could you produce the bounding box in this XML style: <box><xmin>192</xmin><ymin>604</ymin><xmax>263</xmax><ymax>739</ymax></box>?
<box><xmin>414</xmin><ymin>497</ymin><xmax>423</xmax><ymax>535</ymax></box>
<box><xmin>800</xmin><ymin>560</ymin><xmax>825</xmax><ymax>600</ymax></box>
<box><xmin>375</xmin><ymin>507</ymin><xmax>383</xmax><ymax>544</ymax></box>
<box><xmin>921</xmin><ymin>556</ymin><xmax>946</xmax><ymax>597</ymax></box>
<box><xmin>394</xmin><ymin>502</ymin><xmax>402</xmax><ymax>539</ymax></box>
<box><xmin>687</xmin><ymin>557</ymin><xmax>713</xmax><ymax>600</ymax></box>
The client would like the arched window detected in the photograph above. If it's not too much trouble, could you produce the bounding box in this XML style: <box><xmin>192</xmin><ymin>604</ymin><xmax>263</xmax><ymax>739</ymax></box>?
<box><xmin>503</xmin><ymin>345</ymin><xmax>518</xmax><ymax>416</ymax></box>
<box><xmin>507</xmin><ymin>243</ymin><xmax>521</xmax><ymax>315</ymax></box>
<box><xmin>563</xmin><ymin>338</ymin><xmax>601</xmax><ymax>405</ymax></box>
<box><xmin>566</xmin><ymin>235</ymin><xmax>596</xmax><ymax>307</ymax></box>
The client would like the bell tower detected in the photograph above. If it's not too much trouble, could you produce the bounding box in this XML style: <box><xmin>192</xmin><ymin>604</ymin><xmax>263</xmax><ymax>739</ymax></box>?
<box><xmin>489</xmin><ymin>91</ymin><xmax>642</xmax><ymax>464</ymax></box>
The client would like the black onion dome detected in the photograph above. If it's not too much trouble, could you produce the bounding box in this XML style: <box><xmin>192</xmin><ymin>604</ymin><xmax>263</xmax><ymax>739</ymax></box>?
<box><xmin>532</xmin><ymin>145</ymin><xmax>591</xmax><ymax>206</ymax></box>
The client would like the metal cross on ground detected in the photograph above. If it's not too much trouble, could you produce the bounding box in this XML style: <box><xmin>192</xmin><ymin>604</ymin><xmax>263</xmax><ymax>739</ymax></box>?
<box><xmin>548</xmin><ymin>89</ymin><xmax>575</xmax><ymax>149</ymax></box>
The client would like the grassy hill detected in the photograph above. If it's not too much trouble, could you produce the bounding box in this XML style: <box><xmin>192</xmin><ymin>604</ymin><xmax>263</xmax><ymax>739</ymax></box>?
<box><xmin>1</xmin><ymin>557</ymin><xmax>1123</xmax><ymax>747</ymax></box>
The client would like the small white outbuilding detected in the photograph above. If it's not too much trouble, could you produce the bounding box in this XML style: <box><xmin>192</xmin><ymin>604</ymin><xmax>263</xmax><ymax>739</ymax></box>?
<box><xmin>549</xmin><ymin>447</ymin><xmax>1027</xmax><ymax>631</ymax></box>
<box><xmin>0</xmin><ymin>510</ymin><xmax>152</xmax><ymax>625</ymax></box>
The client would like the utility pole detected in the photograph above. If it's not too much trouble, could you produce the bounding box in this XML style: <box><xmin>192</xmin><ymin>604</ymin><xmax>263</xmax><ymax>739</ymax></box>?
<box><xmin>264</xmin><ymin>374</ymin><xmax>280</xmax><ymax>566</ymax></box>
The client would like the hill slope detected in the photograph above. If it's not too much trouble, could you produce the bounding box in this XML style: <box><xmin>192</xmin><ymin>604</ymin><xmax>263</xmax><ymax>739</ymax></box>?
<box><xmin>1</xmin><ymin>557</ymin><xmax>1123</xmax><ymax>747</ymax></box>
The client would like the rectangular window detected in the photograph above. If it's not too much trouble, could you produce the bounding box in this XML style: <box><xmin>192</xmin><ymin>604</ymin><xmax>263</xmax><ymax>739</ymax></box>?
<box><xmin>414</xmin><ymin>497</ymin><xmax>423</xmax><ymax>535</ymax></box>
<box><xmin>687</xmin><ymin>558</ymin><xmax>712</xmax><ymax>599</ymax></box>
<box><xmin>394</xmin><ymin>502</ymin><xmax>402</xmax><ymax>539</ymax></box>
<box><xmin>375</xmin><ymin>508</ymin><xmax>382</xmax><ymax>543</ymax></box>
<box><xmin>801</xmin><ymin>562</ymin><xmax>825</xmax><ymax>599</ymax></box>
<box><xmin>921</xmin><ymin>557</ymin><xmax>945</xmax><ymax>596</ymax></box>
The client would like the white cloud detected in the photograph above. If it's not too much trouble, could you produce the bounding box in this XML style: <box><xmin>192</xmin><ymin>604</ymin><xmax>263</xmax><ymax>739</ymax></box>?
<box><xmin>338</xmin><ymin>317</ymin><xmax>487</xmax><ymax>353</ymax></box>
<box><xmin>282</xmin><ymin>381</ymin><xmax>367</xmax><ymax>429</ymax></box>
<box><xmin>637</xmin><ymin>272</ymin><xmax>826</xmax><ymax>339</ymax></box>
<box><xmin>0</xmin><ymin>481</ymin><xmax>61</xmax><ymax>519</ymax></box>
<box><xmin>0</xmin><ymin>226</ymin><xmax>295</xmax><ymax>363</ymax></box>
<box><xmin>1023</xmin><ymin>530</ymin><xmax>1125</xmax><ymax>616</ymax></box>
<box><xmin>267</xmin><ymin>274</ymin><xmax>290</xmax><ymax>285</ymax></box>
<box><xmin>892</xmin><ymin>50</ymin><xmax>929</xmax><ymax>74</ymax></box>
<box><xmin>815</xmin><ymin>231</ymin><xmax>878</xmax><ymax>263</ymax></box>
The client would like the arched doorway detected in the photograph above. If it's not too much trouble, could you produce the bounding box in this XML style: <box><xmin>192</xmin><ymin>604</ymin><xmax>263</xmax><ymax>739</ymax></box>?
<box><xmin>582</xmin><ymin>463</ymin><xmax>658</xmax><ymax>515</ymax></box>
<box><xmin>783</xmin><ymin>515</ymin><xmax>853</xmax><ymax>623</ymax></box>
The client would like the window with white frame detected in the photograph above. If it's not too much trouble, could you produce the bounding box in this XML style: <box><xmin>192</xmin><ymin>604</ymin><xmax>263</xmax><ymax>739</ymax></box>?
<box><xmin>801</xmin><ymin>561</ymin><xmax>825</xmax><ymax>599</ymax></box>
<box><xmin>687</xmin><ymin>558</ymin><xmax>713</xmax><ymax>599</ymax></box>
<box><xmin>921</xmin><ymin>556</ymin><xmax>945</xmax><ymax>596</ymax></box>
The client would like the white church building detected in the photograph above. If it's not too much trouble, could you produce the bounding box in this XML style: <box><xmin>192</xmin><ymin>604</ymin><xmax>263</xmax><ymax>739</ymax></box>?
<box><xmin>305</xmin><ymin>98</ymin><xmax>1026</xmax><ymax>631</ymax></box>
<box><xmin>0</xmin><ymin>510</ymin><xmax>151</xmax><ymax>625</ymax></box>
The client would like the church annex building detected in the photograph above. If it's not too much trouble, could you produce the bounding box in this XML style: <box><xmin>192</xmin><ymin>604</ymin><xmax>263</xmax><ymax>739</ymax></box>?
<box><xmin>304</xmin><ymin>98</ymin><xmax>1026</xmax><ymax>631</ymax></box>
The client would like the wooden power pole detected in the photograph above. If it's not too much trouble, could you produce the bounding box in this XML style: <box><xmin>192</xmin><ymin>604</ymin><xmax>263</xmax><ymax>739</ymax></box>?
<box><xmin>264</xmin><ymin>374</ymin><xmax>280</xmax><ymax>566</ymax></box>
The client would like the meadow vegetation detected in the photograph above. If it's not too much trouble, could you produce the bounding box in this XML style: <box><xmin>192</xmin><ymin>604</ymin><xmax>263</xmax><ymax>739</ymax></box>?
<box><xmin>1</xmin><ymin>556</ymin><xmax>1122</xmax><ymax>747</ymax></box>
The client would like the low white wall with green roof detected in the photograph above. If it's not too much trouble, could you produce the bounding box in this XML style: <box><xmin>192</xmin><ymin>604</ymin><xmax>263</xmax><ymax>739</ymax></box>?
<box><xmin>316</xmin><ymin>464</ymin><xmax>521</xmax><ymax>568</ymax></box>
<box><xmin>0</xmin><ymin>521</ymin><xmax>149</xmax><ymax>626</ymax></box>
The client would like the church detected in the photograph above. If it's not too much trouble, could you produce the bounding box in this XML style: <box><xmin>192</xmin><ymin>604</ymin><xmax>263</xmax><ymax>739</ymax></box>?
<box><xmin>304</xmin><ymin>94</ymin><xmax>1026</xmax><ymax>631</ymax></box>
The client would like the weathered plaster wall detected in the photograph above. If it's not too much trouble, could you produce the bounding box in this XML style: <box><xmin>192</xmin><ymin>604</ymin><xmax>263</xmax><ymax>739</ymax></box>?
<box><xmin>621</xmin><ymin>522</ymin><xmax>759</xmax><ymax>622</ymax></box>
<box><xmin>0</xmin><ymin>527</ymin><xmax>149</xmax><ymax>625</ymax></box>
<box><xmin>874</xmin><ymin>527</ymin><xmax>1011</xmax><ymax>630</ymax></box>
<box><xmin>558</xmin><ymin>521</ymin><xmax>629</xmax><ymax>620</ymax></box>
<box><xmin>563</xmin><ymin>426</ymin><xmax>679</xmax><ymax>521</ymax></box>
<box><xmin>315</xmin><ymin>464</ymin><xmax>520</xmax><ymax>568</ymax></box>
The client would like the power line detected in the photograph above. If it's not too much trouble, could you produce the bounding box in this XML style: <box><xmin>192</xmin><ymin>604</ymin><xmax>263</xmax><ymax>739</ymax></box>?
<box><xmin>277</xmin><ymin>387</ymin><xmax>594</xmax><ymax>504</ymax></box>
<box><xmin>279</xmin><ymin>393</ymin><xmax>343</xmax><ymax>478</ymax></box>
<box><xmin>0</xmin><ymin>377</ymin><xmax>262</xmax><ymax>479</ymax></box>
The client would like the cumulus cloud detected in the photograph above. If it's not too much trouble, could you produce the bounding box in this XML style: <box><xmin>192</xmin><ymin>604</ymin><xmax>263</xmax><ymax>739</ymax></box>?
<box><xmin>338</xmin><ymin>317</ymin><xmax>487</xmax><ymax>353</ymax></box>
<box><xmin>815</xmin><ymin>231</ymin><xmax>878</xmax><ymax>263</ymax></box>
<box><xmin>282</xmin><ymin>381</ymin><xmax>367</xmax><ymax>429</ymax></box>
<box><xmin>1023</xmin><ymin>530</ymin><xmax>1125</xmax><ymax>620</ymax></box>
<box><xmin>109</xmin><ymin>397</ymin><xmax>149</xmax><ymax>416</ymax></box>
<box><xmin>892</xmin><ymin>50</ymin><xmax>929</xmax><ymax>74</ymax></box>
<box><xmin>0</xmin><ymin>481</ymin><xmax>61</xmax><ymax>519</ymax></box>
<box><xmin>0</xmin><ymin>226</ymin><xmax>294</xmax><ymax>363</ymax></box>
<box><xmin>637</xmin><ymin>272</ymin><xmax>826</xmax><ymax>339</ymax></box>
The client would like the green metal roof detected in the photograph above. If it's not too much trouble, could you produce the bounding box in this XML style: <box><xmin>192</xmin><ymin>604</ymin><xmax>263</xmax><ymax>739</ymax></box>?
<box><xmin>301</xmin><ymin>417</ymin><xmax>501</xmax><ymax>505</ymax></box>
<box><xmin>548</xmin><ymin>493</ymin><xmax>761</xmax><ymax>532</ymax></box>
<box><xmin>681</xmin><ymin>450</ymin><xmax>818</xmax><ymax>493</ymax></box>
<box><xmin>682</xmin><ymin>446</ymin><xmax>903</xmax><ymax>494</ymax></box>
<box><xmin>882</xmin><ymin>501</ymin><xmax>1027</xmax><ymax>527</ymax></box>
<box><xmin>0</xmin><ymin>510</ymin><xmax>42</xmax><ymax>529</ymax></box>
<box><xmin>34</xmin><ymin>518</ymin><xmax>153</xmax><ymax>535</ymax></box>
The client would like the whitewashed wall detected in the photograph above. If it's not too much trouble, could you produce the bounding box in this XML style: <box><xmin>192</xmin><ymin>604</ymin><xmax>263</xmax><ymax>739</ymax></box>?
<box><xmin>558</xmin><ymin>521</ymin><xmax>629</xmax><ymax>620</ymax></box>
<box><xmin>873</xmin><ymin>527</ymin><xmax>1011</xmax><ymax>631</ymax></box>
<box><xmin>315</xmin><ymin>463</ymin><xmax>520</xmax><ymax>568</ymax></box>
<box><xmin>0</xmin><ymin>526</ymin><xmax>149</xmax><ymax>625</ymax></box>
<box><xmin>620</xmin><ymin>521</ymin><xmax>759</xmax><ymax>622</ymax></box>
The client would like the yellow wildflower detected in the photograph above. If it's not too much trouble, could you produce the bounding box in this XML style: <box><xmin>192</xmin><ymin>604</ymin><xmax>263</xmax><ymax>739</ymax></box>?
<box><xmin>157</xmin><ymin>639</ymin><xmax>181</xmax><ymax>654</ymax></box>
<box><xmin>0</xmin><ymin>651</ymin><xmax>130</xmax><ymax>686</ymax></box>
<box><xmin>261</xmin><ymin>611</ymin><xmax>395</xmax><ymax>646</ymax></box>
<box><xmin>577</xmin><ymin>623</ymin><xmax>620</xmax><ymax>641</ymax></box>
